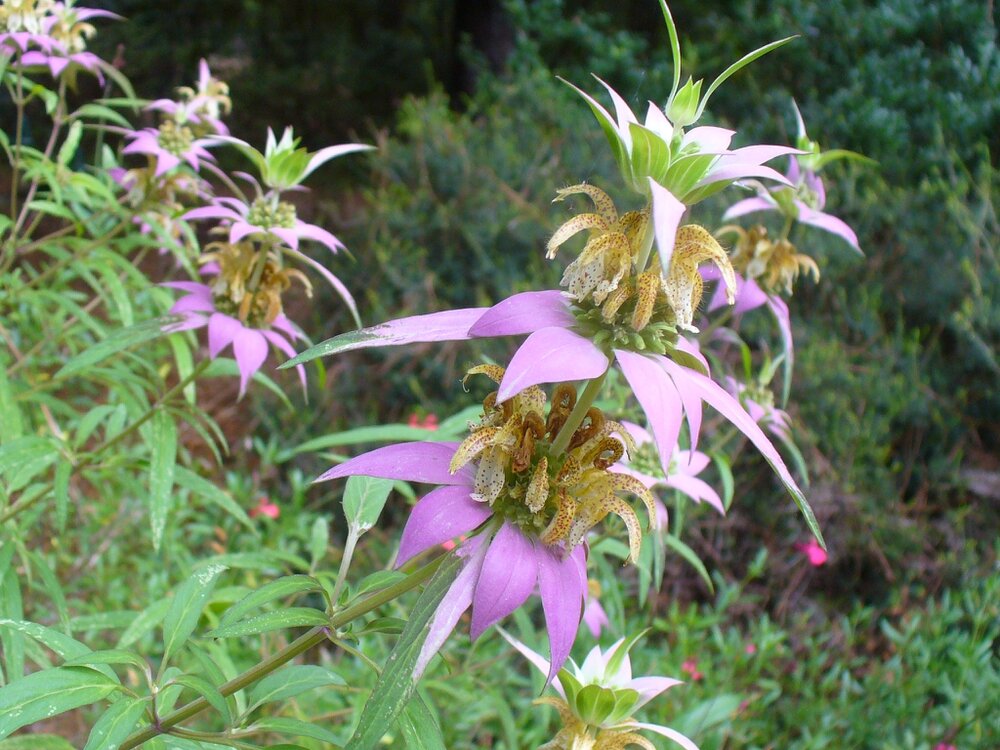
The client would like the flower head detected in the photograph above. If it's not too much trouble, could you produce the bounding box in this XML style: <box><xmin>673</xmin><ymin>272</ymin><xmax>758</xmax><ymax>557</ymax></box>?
<box><xmin>123</xmin><ymin>121</ymin><xmax>217</xmax><ymax>177</ymax></box>
<box><xmin>502</xmin><ymin>630</ymin><xmax>697</xmax><ymax>750</ymax></box>
<box><xmin>147</xmin><ymin>58</ymin><xmax>231</xmax><ymax>137</ymax></box>
<box><xmin>794</xmin><ymin>538</ymin><xmax>827</xmax><ymax>567</ymax></box>
<box><xmin>317</xmin><ymin>368</ymin><xmax>665</xmax><ymax>681</ymax></box>
<box><xmin>249</xmin><ymin>496</ymin><xmax>280</xmax><ymax>519</ymax></box>
<box><xmin>165</xmin><ymin>264</ymin><xmax>306</xmax><ymax>397</ymax></box>
<box><xmin>0</xmin><ymin>2</ymin><xmax>117</xmax><ymax>80</ymax></box>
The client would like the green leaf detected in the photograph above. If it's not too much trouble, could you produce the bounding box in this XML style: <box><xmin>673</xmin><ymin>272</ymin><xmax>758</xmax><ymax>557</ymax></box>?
<box><xmin>344</xmin><ymin>553</ymin><xmax>464</xmax><ymax>750</ymax></box>
<box><xmin>0</xmin><ymin>667</ymin><xmax>119</xmax><ymax>740</ymax></box>
<box><xmin>57</xmin><ymin>120</ymin><xmax>83</xmax><ymax>166</ymax></box>
<box><xmin>208</xmin><ymin>607</ymin><xmax>327</xmax><ymax>639</ymax></box>
<box><xmin>309</xmin><ymin>517</ymin><xmax>329</xmax><ymax>569</ymax></box>
<box><xmin>118</xmin><ymin>598</ymin><xmax>171</xmax><ymax>649</ymax></box>
<box><xmin>249</xmin><ymin>717</ymin><xmax>343</xmax><ymax>746</ymax></box>
<box><xmin>658</xmin><ymin>0</ymin><xmax>682</xmax><ymax>103</ymax></box>
<box><xmin>71</xmin><ymin>102</ymin><xmax>133</xmax><ymax>128</ymax></box>
<box><xmin>0</xmin><ymin>437</ymin><xmax>58</xmax><ymax>491</ymax></box>
<box><xmin>0</xmin><ymin>736</ymin><xmax>76</xmax><ymax>750</ymax></box>
<box><xmin>170</xmin><ymin>674</ymin><xmax>230</xmax><ymax>727</ymax></box>
<box><xmin>218</xmin><ymin>576</ymin><xmax>323</xmax><ymax>628</ymax></box>
<box><xmin>63</xmin><ymin>649</ymin><xmax>149</xmax><ymax>673</ymax></box>
<box><xmin>0</xmin><ymin>366</ymin><xmax>23</xmax><ymax>445</ymax></box>
<box><xmin>147</xmin><ymin>410</ymin><xmax>177</xmax><ymax>550</ymax></box>
<box><xmin>343</xmin><ymin>475</ymin><xmax>393</xmax><ymax>535</ymax></box>
<box><xmin>55</xmin><ymin>316</ymin><xmax>178</xmax><ymax>379</ymax></box>
<box><xmin>247</xmin><ymin>664</ymin><xmax>345</xmax><ymax>712</ymax></box>
<box><xmin>664</xmin><ymin>533</ymin><xmax>714</xmax><ymax>593</ymax></box>
<box><xmin>174</xmin><ymin>467</ymin><xmax>254</xmax><ymax>532</ymax></box>
<box><xmin>82</xmin><ymin>695</ymin><xmax>149</xmax><ymax>750</ymax></box>
<box><xmin>280</xmin><ymin>329</ymin><xmax>385</xmax><ymax>369</ymax></box>
<box><xmin>696</xmin><ymin>36</ymin><xmax>797</xmax><ymax>121</ymax></box>
<box><xmin>53</xmin><ymin>460</ymin><xmax>71</xmax><ymax>531</ymax></box>
<box><xmin>397</xmin><ymin>694</ymin><xmax>446</xmax><ymax>750</ymax></box>
<box><xmin>356</xmin><ymin>570</ymin><xmax>407</xmax><ymax>596</ymax></box>
<box><xmin>161</xmin><ymin>564</ymin><xmax>228</xmax><ymax>668</ymax></box>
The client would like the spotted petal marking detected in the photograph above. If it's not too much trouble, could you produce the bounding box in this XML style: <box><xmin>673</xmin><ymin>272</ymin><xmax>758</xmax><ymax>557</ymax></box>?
<box><xmin>547</xmin><ymin>213</ymin><xmax>611</xmax><ymax>259</ymax></box>
<box><xmin>554</xmin><ymin>183</ymin><xmax>619</xmax><ymax>222</ymax></box>
<box><xmin>663</xmin><ymin>224</ymin><xmax>736</xmax><ymax>331</ymax></box>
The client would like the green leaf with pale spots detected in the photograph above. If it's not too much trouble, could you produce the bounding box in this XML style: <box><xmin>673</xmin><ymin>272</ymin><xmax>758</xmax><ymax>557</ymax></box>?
<box><xmin>0</xmin><ymin>667</ymin><xmax>119</xmax><ymax>740</ymax></box>
<box><xmin>281</xmin><ymin>328</ymin><xmax>383</xmax><ymax>368</ymax></box>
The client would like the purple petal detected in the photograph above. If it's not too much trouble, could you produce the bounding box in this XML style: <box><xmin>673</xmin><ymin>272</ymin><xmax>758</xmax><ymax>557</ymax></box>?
<box><xmin>471</xmin><ymin>524</ymin><xmax>539</xmax><ymax>638</ymax></box>
<box><xmin>582</xmin><ymin>596</ymin><xmax>609</xmax><ymax>638</ymax></box>
<box><xmin>700</xmin><ymin>163</ymin><xmax>791</xmax><ymax>188</ymax></box>
<box><xmin>497</xmin><ymin>327</ymin><xmax>609</xmax><ymax>403</ymax></box>
<box><xmin>333</xmin><ymin>308</ymin><xmax>486</xmax><ymax>355</ymax></box>
<box><xmin>207</xmin><ymin>313</ymin><xmax>241</xmax><ymax>357</ymax></box>
<box><xmin>170</xmin><ymin>294</ymin><xmax>215</xmax><ymax>314</ymax></box>
<box><xmin>766</xmin><ymin>294</ymin><xmax>794</xmax><ymax>376</ymax></box>
<box><xmin>161</xmin><ymin>281</ymin><xmax>211</xmax><ymax>295</ymax></box>
<box><xmin>682</xmin><ymin>126</ymin><xmax>735</xmax><ymax>152</ymax></box>
<box><xmin>661</xmin><ymin>358</ymin><xmax>808</xmax><ymax>511</ymax></box>
<box><xmin>261</xmin><ymin>328</ymin><xmax>306</xmax><ymax>392</ymax></box>
<box><xmin>615</xmin><ymin>350</ymin><xmax>682</xmax><ymax>477</ymax></box>
<box><xmin>154</xmin><ymin>152</ymin><xmax>181</xmax><ymax>177</ymax></box>
<box><xmin>469</xmin><ymin>291</ymin><xmax>574</xmax><ymax>338</ymax></box>
<box><xmin>595</xmin><ymin>76</ymin><xmax>638</xmax><ymax>148</ymax></box>
<box><xmin>722</xmin><ymin>196</ymin><xmax>776</xmax><ymax>220</ymax></box>
<box><xmin>270</xmin><ymin>226</ymin><xmax>301</xmax><ymax>250</ymax></box>
<box><xmin>397</xmin><ymin>485</ymin><xmax>490</xmax><ymax>566</ymax></box>
<box><xmin>796</xmin><ymin>204</ymin><xmax>861</xmax><ymax>252</ymax></box>
<box><xmin>295</xmin><ymin>221</ymin><xmax>344</xmax><ymax>253</ymax></box>
<box><xmin>727</xmin><ymin>145</ymin><xmax>803</xmax><ymax>166</ymax></box>
<box><xmin>537</xmin><ymin>545</ymin><xmax>586</xmax><ymax>683</ymax></box>
<box><xmin>666</xmin><ymin>474</ymin><xmax>725</xmax><ymax>514</ymax></box>
<box><xmin>316</xmin><ymin>442</ymin><xmax>473</xmax><ymax>486</ymax></box>
<box><xmin>413</xmin><ymin>537</ymin><xmax>487</xmax><ymax>680</ymax></box>
<box><xmin>677</xmin><ymin>450</ymin><xmax>711</xmax><ymax>476</ymax></box>
<box><xmin>229</xmin><ymin>221</ymin><xmax>259</xmax><ymax>244</ymax></box>
<box><xmin>284</xmin><ymin>247</ymin><xmax>360</xmax><ymax>327</ymax></box>
<box><xmin>233</xmin><ymin>328</ymin><xmax>269</xmax><ymax>397</ymax></box>
<box><xmin>732</xmin><ymin>275</ymin><xmax>769</xmax><ymax>315</ymax></box>
<box><xmin>649</xmin><ymin>178</ymin><xmax>686</xmax><ymax>273</ymax></box>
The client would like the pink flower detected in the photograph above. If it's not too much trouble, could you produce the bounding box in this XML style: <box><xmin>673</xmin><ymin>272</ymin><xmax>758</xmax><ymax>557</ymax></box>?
<box><xmin>407</xmin><ymin>412</ymin><xmax>439</xmax><ymax>430</ymax></box>
<box><xmin>318</xmin><ymin>441</ymin><xmax>588</xmax><ymax>683</ymax></box>
<box><xmin>795</xmin><ymin>538</ymin><xmax>828</xmax><ymax>567</ymax></box>
<box><xmin>934</xmin><ymin>744</ymin><xmax>957</xmax><ymax>750</ymax></box>
<box><xmin>164</xmin><ymin>281</ymin><xmax>306</xmax><ymax>398</ymax></box>
<box><xmin>582</xmin><ymin>587</ymin><xmax>610</xmax><ymax>638</ymax></box>
<box><xmin>680</xmin><ymin>658</ymin><xmax>703</xmax><ymax>681</ymax></box>
<box><xmin>745</xmin><ymin>642</ymin><xmax>757</xmax><ymax>655</ymax></box>
<box><xmin>123</xmin><ymin>125</ymin><xmax>217</xmax><ymax>177</ymax></box>
<box><xmin>249</xmin><ymin>497</ymin><xmax>279</xmax><ymax>519</ymax></box>
<box><xmin>617</xmin><ymin>421</ymin><xmax>725</xmax><ymax>515</ymax></box>
<box><xmin>440</xmin><ymin>533</ymin><xmax>466</xmax><ymax>552</ymax></box>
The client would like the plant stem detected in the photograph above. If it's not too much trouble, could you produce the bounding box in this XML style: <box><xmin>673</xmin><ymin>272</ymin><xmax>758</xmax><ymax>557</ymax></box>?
<box><xmin>329</xmin><ymin>527</ymin><xmax>360</xmax><ymax>607</ymax></box>
<box><xmin>550</xmin><ymin>368</ymin><xmax>609</xmax><ymax>456</ymax></box>
<box><xmin>88</xmin><ymin>359</ymin><xmax>212</xmax><ymax>458</ymax></box>
<box><xmin>118</xmin><ymin>553</ymin><xmax>446</xmax><ymax>750</ymax></box>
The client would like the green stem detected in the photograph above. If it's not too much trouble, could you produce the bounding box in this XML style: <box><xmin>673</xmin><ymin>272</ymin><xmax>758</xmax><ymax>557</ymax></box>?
<box><xmin>550</xmin><ymin>368</ymin><xmax>610</xmax><ymax>456</ymax></box>
<box><xmin>118</xmin><ymin>553</ymin><xmax>446</xmax><ymax>750</ymax></box>
<box><xmin>87</xmin><ymin>359</ymin><xmax>211</xmax><ymax>458</ymax></box>
<box><xmin>329</xmin><ymin>527</ymin><xmax>360</xmax><ymax>608</ymax></box>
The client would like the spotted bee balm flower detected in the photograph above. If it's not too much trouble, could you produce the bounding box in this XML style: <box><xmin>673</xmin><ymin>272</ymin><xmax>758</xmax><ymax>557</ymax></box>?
<box><xmin>319</xmin><ymin>366</ymin><xmax>663</xmax><ymax>681</ymax></box>
<box><xmin>502</xmin><ymin>630</ymin><xmax>697</xmax><ymax>750</ymax></box>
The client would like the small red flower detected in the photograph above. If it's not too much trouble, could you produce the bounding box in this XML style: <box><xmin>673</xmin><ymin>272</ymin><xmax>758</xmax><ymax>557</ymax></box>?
<box><xmin>794</xmin><ymin>538</ymin><xmax>828</xmax><ymax>566</ymax></box>
<box><xmin>249</xmin><ymin>497</ymin><xmax>280</xmax><ymax>519</ymax></box>
<box><xmin>680</xmin><ymin>658</ymin><xmax>703</xmax><ymax>681</ymax></box>
<box><xmin>407</xmin><ymin>412</ymin><xmax>439</xmax><ymax>430</ymax></box>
